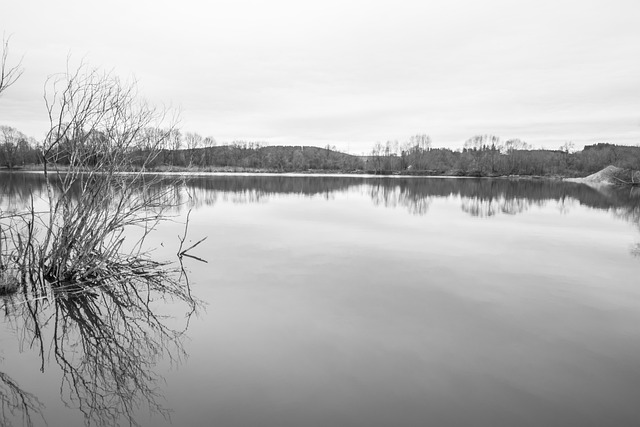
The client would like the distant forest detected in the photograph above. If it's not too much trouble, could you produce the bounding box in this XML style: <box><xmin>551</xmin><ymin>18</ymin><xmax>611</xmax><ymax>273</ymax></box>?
<box><xmin>1</xmin><ymin>126</ymin><xmax>639</xmax><ymax>177</ymax></box>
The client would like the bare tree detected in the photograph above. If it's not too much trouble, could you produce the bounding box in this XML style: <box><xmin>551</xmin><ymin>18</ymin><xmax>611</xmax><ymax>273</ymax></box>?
<box><xmin>201</xmin><ymin>135</ymin><xmax>216</xmax><ymax>166</ymax></box>
<box><xmin>463</xmin><ymin>135</ymin><xmax>502</xmax><ymax>174</ymax></box>
<box><xmin>0</xmin><ymin>125</ymin><xmax>28</xmax><ymax>168</ymax></box>
<box><xmin>503</xmin><ymin>138</ymin><xmax>531</xmax><ymax>153</ymax></box>
<box><xmin>169</xmin><ymin>129</ymin><xmax>183</xmax><ymax>166</ymax></box>
<box><xmin>408</xmin><ymin>134</ymin><xmax>431</xmax><ymax>152</ymax></box>
<box><xmin>0</xmin><ymin>60</ymin><xmax>185</xmax><ymax>300</ymax></box>
<box><xmin>37</xmin><ymin>62</ymin><xmax>181</xmax><ymax>284</ymax></box>
<box><xmin>464</xmin><ymin>134</ymin><xmax>501</xmax><ymax>151</ymax></box>
<box><xmin>0</xmin><ymin>35</ymin><xmax>24</xmax><ymax>97</ymax></box>
<box><xmin>404</xmin><ymin>134</ymin><xmax>432</xmax><ymax>170</ymax></box>
<box><xmin>560</xmin><ymin>141</ymin><xmax>575</xmax><ymax>154</ymax></box>
<box><xmin>184</xmin><ymin>131</ymin><xmax>202</xmax><ymax>166</ymax></box>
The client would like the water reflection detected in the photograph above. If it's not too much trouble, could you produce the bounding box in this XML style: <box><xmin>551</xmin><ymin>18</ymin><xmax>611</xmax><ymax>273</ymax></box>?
<box><xmin>0</xmin><ymin>371</ymin><xmax>43</xmax><ymax>427</ymax></box>
<box><xmin>183</xmin><ymin>176</ymin><xmax>639</xmax><ymax>220</ymax></box>
<box><xmin>160</xmin><ymin>175</ymin><xmax>640</xmax><ymax>262</ymax></box>
<box><xmin>167</xmin><ymin>175</ymin><xmax>640</xmax><ymax>225</ymax></box>
<box><xmin>2</xmin><ymin>172</ymin><xmax>640</xmax><ymax>426</ymax></box>
<box><xmin>1</xmin><ymin>264</ymin><xmax>197</xmax><ymax>426</ymax></box>
<box><xmin>3</xmin><ymin>172</ymin><xmax>640</xmax><ymax>222</ymax></box>
<box><xmin>0</xmin><ymin>170</ymin><xmax>199</xmax><ymax>426</ymax></box>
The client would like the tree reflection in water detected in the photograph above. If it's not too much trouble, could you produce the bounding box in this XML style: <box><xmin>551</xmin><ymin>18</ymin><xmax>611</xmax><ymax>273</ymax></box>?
<box><xmin>0</xmin><ymin>370</ymin><xmax>44</xmax><ymax>427</ymax></box>
<box><xmin>1</xmin><ymin>241</ymin><xmax>199</xmax><ymax>427</ymax></box>
<box><xmin>169</xmin><ymin>175</ymin><xmax>640</xmax><ymax>219</ymax></box>
<box><xmin>176</xmin><ymin>174</ymin><xmax>640</xmax><ymax>253</ymax></box>
<box><xmin>3</xmin><ymin>173</ymin><xmax>640</xmax><ymax>221</ymax></box>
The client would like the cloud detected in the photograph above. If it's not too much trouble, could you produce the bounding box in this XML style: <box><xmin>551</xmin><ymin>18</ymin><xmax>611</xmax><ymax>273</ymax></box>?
<box><xmin>1</xmin><ymin>0</ymin><xmax>639</xmax><ymax>150</ymax></box>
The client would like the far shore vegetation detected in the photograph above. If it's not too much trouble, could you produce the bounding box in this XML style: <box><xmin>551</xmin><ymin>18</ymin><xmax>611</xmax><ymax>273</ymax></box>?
<box><xmin>1</xmin><ymin>129</ymin><xmax>640</xmax><ymax>181</ymax></box>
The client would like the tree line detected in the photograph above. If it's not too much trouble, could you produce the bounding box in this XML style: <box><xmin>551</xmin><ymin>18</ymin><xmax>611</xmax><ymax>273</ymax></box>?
<box><xmin>366</xmin><ymin>135</ymin><xmax>640</xmax><ymax>177</ymax></box>
<box><xmin>2</xmin><ymin>126</ymin><xmax>639</xmax><ymax>177</ymax></box>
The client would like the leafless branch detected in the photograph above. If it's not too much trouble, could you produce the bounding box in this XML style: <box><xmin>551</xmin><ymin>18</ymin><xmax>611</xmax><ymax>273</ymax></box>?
<box><xmin>0</xmin><ymin>35</ymin><xmax>24</xmax><ymax>97</ymax></box>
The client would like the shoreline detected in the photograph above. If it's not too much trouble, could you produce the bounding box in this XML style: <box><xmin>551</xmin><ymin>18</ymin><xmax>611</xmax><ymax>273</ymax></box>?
<box><xmin>2</xmin><ymin>164</ymin><xmax>570</xmax><ymax>181</ymax></box>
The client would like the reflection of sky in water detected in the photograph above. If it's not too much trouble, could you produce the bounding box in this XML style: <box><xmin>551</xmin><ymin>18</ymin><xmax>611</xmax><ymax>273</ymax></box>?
<box><xmin>2</xmin><ymin>174</ymin><xmax>640</xmax><ymax>426</ymax></box>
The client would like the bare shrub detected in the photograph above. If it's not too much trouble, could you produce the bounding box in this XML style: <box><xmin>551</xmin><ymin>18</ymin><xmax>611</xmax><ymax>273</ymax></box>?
<box><xmin>0</xmin><ymin>60</ymin><xmax>200</xmax><ymax>425</ymax></box>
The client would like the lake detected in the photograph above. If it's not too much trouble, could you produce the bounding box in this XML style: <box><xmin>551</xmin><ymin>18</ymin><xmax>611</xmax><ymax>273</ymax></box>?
<box><xmin>2</xmin><ymin>173</ymin><xmax>640</xmax><ymax>426</ymax></box>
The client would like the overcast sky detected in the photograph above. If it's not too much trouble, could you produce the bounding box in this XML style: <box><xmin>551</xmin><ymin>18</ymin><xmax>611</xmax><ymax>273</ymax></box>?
<box><xmin>1</xmin><ymin>0</ymin><xmax>639</xmax><ymax>153</ymax></box>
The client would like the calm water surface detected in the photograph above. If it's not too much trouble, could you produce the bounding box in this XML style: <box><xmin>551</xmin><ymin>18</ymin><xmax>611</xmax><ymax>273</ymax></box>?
<box><xmin>2</xmin><ymin>173</ymin><xmax>640</xmax><ymax>426</ymax></box>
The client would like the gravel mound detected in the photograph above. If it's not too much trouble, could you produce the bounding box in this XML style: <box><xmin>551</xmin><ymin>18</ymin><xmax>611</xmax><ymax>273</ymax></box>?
<box><xmin>568</xmin><ymin>165</ymin><xmax>640</xmax><ymax>185</ymax></box>
<box><xmin>583</xmin><ymin>165</ymin><xmax>629</xmax><ymax>184</ymax></box>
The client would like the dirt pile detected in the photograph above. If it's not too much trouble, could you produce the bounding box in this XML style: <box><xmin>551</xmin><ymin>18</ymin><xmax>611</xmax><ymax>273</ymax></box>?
<box><xmin>571</xmin><ymin>165</ymin><xmax>637</xmax><ymax>185</ymax></box>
